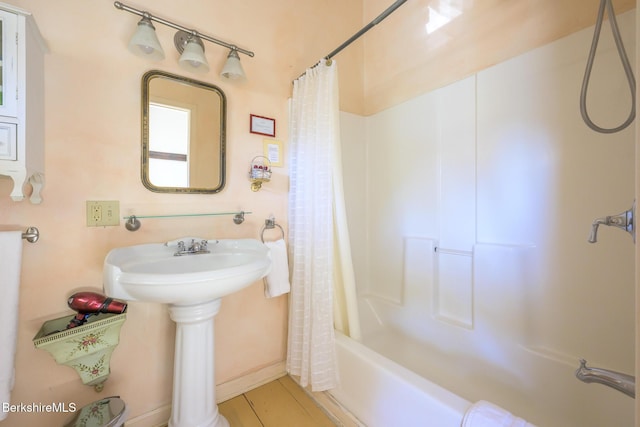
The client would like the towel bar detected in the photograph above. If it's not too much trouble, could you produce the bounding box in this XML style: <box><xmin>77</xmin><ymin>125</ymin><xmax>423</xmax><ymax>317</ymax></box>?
<box><xmin>22</xmin><ymin>226</ymin><xmax>39</xmax><ymax>243</ymax></box>
<box><xmin>260</xmin><ymin>218</ymin><xmax>284</xmax><ymax>243</ymax></box>
<box><xmin>122</xmin><ymin>211</ymin><xmax>250</xmax><ymax>231</ymax></box>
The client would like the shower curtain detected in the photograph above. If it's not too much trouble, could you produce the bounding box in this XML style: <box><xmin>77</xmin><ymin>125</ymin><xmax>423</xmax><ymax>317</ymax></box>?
<box><xmin>287</xmin><ymin>60</ymin><xmax>360</xmax><ymax>391</ymax></box>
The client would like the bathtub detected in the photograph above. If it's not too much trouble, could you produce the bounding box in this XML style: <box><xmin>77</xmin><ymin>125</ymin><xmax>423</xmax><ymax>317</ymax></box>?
<box><xmin>329</xmin><ymin>332</ymin><xmax>471</xmax><ymax>427</ymax></box>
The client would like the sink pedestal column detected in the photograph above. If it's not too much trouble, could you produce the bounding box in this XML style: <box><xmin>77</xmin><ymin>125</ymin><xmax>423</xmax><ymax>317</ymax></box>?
<box><xmin>167</xmin><ymin>299</ymin><xmax>229</xmax><ymax>427</ymax></box>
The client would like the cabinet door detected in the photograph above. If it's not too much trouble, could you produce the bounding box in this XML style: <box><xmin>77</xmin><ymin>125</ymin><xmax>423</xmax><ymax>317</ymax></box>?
<box><xmin>0</xmin><ymin>122</ymin><xmax>17</xmax><ymax>160</ymax></box>
<box><xmin>0</xmin><ymin>10</ymin><xmax>17</xmax><ymax>117</ymax></box>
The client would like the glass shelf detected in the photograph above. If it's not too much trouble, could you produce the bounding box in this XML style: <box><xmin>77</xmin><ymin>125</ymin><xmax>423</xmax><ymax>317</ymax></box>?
<box><xmin>122</xmin><ymin>211</ymin><xmax>251</xmax><ymax>220</ymax></box>
<box><xmin>122</xmin><ymin>211</ymin><xmax>251</xmax><ymax>231</ymax></box>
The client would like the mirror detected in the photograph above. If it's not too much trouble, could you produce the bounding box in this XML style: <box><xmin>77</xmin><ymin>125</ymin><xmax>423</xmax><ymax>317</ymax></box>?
<box><xmin>142</xmin><ymin>70</ymin><xmax>226</xmax><ymax>193</ymax></box>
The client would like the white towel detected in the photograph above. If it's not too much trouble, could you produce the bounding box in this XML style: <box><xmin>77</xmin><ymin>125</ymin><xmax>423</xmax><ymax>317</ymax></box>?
<box><xmin>462</xmin><ymin>400</ymin><xmax>536</xmax><ymax>427</ymax></box>
<box><xmin>0</xmin><ymin>231</ymin><xmax>23</xmax><ymax>421</ymax></box>
<box><xmin>263</xmin><ymin>239</ymin><xmax>290</xmax><ymax>298</ymax></box>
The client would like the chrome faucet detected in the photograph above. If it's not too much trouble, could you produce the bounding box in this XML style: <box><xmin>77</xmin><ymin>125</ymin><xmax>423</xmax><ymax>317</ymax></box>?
<box><xmin>588</xmin><ymin>201</ymin><xmax>635</xmax><ymax>243</ymax></box>
<box><xmin>575</xmin><ymin>359</ymin><xmax>635</xmax><ymax>398</ymax></box>
<box><xmin>173</xmin><ymin>239</ymin><xmax>211</xmax><ymax>256</ymax></box>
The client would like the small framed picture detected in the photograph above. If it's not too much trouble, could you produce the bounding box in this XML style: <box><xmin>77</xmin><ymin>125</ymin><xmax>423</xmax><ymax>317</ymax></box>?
<box><xmin>250</xmin><ymin>114</ymin><xmax>276</xmax><ymax>137</ymax></box>
<box><xmin>263</xmin><ymin>139</ymin><xmax>283</xmax><ymax>167</ymax></box>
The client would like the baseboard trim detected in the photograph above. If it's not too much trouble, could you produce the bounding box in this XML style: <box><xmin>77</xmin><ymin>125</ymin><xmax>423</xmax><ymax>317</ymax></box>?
<box><xmin>287</xmin><ymin>374</ymin><xmax>364</xmax><ymax>427</ymax></box>
<box><xmin>125</xmin><ymin>403</ymin><xmax>171</xmax><ymax>427</ymax></box>
<box><xmin>216</xmin><ymin>361</ymin><xmax>287</xmax><ymax>402</ymax></box>
<box><xmin>126</xmin><ymin>361</ymin><xmax>287</xmax><ymax>427</ymax></box>
<box><xmin>315</xmin><ymin>390</ymin><xmax>365</xmax><ymax>427</ymax></box>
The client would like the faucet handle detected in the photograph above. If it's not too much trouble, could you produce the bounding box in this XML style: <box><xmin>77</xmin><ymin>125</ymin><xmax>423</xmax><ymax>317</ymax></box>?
<box><xmin>588</xmin><ymin>201</ymin><xmax>635</xmax><ymax>243</ymax></box>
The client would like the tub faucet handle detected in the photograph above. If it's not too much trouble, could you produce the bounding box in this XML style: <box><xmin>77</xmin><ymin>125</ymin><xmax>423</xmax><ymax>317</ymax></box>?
<box><xmin>588</xmin><ymin>201</ymin><xmax>635</xmax><ymax>243</ymax></box>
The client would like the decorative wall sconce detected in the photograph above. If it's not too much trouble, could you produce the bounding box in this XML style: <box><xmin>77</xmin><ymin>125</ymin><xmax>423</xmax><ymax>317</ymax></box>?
<box><xmin>174</xmin><ymin>30</ymin><xmax>209</xmax><ymax>73</ymax></box>
<box><xmin>249</xmin><ymin>156</ymin><xmax>272</xmax><ymax>192</ymax></box>
<box><xmin>220</xmin><ymin>49</ymin><xmax>245</xmax><ymax>80</ymax></box>
<box><xmin>114</xmin><ymin>1</ymin><xmax>254</xmax><ymax>79</ymax></box>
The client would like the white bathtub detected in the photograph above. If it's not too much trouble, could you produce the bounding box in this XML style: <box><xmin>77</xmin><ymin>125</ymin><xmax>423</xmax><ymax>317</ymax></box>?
<box><xmin>329</xmin><ymin>332</ymin><xmax>471</xmax><ymax>427</ymax></box>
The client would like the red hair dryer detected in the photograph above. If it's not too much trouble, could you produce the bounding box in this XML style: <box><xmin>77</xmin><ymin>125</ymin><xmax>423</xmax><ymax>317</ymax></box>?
<box><xmin>67</xmin><ymin>291</ymin><xmax>127</xmax><ymax>328</ymax></box>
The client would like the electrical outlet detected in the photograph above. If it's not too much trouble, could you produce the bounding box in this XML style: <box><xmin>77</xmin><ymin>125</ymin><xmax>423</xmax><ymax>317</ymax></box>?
<box><xmin>86</xmin><ymin>201</ymin><xmax>120</xmax><ymax>227</ymax></box>
<box><xmin>91</xmin><ymin>204</ymin><xmax>102</xmax><ymax>223</ymax></box>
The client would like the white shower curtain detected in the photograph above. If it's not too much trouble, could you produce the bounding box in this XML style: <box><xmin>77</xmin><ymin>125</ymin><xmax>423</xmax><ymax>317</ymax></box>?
<box><xmin>287</xmin><ymin>59</ymin><xmax>359</xmax><ymax>391</ymax></box>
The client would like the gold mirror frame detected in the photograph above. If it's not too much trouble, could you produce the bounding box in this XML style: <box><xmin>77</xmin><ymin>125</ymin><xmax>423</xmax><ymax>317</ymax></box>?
<box><xmin>141</xmin><ymin>70</ymin><xmax>226</xmax><ymax>193</ymax></box>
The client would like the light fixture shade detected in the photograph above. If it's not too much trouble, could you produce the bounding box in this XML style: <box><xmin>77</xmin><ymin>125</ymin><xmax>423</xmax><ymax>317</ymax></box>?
<box><xmin>128</xmin><ymin>18</ymin><xmax>165</xmax><ymax>61</ymax></box>
<box><xmin>178</xmin><ymin>38</ymin><xmax>210</xmax><ymax>73</ymax></box>
<box><xmin>220</xmin><ymin>49</ymin><xmax>246</xmax><ymax>80</ymax></box>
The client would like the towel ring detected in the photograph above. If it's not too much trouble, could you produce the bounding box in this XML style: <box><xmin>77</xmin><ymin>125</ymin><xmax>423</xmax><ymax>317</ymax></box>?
<box><xmin>260</xmin><ymin>218</ymin><xmax>285</xmax><ymax>243</ymax></box>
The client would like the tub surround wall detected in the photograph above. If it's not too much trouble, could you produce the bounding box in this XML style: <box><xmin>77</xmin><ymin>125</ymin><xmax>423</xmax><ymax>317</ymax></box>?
<box><xmin>635</xmin><ymin>7</ymin><xmax>640</xmax><ymax>427</ymax></box>
<box><xmin>342</xmin><ymin>10</ymin><xmax>635</xmax><ymax>427</ymax></box>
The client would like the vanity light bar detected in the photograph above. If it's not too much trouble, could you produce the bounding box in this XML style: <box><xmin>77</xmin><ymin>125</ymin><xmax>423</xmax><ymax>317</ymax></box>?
<box><xmin>114</xmin><ymin>1</ymin><xmax>254</xmax><ymax>58</ymax></box>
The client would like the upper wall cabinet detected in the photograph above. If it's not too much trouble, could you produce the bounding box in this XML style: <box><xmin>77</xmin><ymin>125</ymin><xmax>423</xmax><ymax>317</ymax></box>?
<box><xmin>0</xmin><ymin>3</ymin><xmax>47</xmax><ymax>204</ymax></box>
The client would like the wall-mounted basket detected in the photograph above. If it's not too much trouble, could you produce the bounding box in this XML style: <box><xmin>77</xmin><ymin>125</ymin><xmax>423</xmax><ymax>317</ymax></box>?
<box><xmin>249</xmin><ymin>156</ymin><xmax>271</xmax><ymax>191</ymax></box>
<box><xmin>33</xmin><ymin>312</ymin><xmax>126</xmax><ymax>392</ymax></box>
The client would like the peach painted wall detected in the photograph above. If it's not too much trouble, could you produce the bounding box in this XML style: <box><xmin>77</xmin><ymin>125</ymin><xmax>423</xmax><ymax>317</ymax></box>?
<box><xmin>0</xmin><ymin>1</ymin><xmax>361</xmax><ymax>425</ymax></box>
<box><xmin>350</xmin><ymin>0</ymin><xmax>637</xmax><ymax>116</ymax></box>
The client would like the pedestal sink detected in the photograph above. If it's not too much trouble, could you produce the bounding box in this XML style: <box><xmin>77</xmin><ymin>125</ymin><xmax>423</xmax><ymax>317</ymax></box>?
<box><xmin>103</xmin><ymin>238</ymin><xmax>271</xmax><ymax>427</ymax></box>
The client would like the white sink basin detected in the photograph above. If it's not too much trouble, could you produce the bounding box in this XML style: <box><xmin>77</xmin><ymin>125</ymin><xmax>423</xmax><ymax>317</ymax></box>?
<box><xmin>103</xmin><ymin>237</ymin><xmax>273</xmax><ymax>427</ymax></box>
<box><xmin>103</xmin><ymin>238</ymin><xmax>272</xmax><ymax>305</ymax></box>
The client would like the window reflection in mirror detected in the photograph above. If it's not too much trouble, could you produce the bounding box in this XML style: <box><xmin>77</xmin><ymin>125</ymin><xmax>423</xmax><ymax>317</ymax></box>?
<box><xmin>149</xmin><ymin>103</ymin><xmax>190</xmax><ymax>187</ymax></box>
<box><xmin>142</xmin><ymin>70</ymin><xmax>226</xmax><ymax>193</ymax></box>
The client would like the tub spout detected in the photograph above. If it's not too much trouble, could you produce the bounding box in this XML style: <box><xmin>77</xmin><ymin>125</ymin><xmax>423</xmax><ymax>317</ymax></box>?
<box><xmin>575</xmin><ymin>359</ymin><xmax>635</xmax><ymax>398</ymax></box>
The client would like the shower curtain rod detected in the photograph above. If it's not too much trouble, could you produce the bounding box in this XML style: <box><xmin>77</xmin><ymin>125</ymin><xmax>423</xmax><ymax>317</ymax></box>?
<box><xmin>296</xmin><ymin>0</ymin><xmax>408</xmax><ymax>79</ymax></box>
